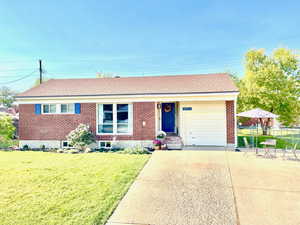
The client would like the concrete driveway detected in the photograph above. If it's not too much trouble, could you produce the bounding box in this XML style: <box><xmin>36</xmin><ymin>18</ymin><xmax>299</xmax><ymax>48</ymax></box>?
<box><xmin>107</xmin><ymin>151</ymin><xmax>300</xmax><ymax>225</ymax></box>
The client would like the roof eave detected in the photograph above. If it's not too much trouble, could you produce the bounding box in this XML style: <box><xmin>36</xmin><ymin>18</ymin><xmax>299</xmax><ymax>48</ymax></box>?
<box><xmin>15</xmin><ymin>90</ymin><xmax>239</xmax><ymax>99</ymax></box>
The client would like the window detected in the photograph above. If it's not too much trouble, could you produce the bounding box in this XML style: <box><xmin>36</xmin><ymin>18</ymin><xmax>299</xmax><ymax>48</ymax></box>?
<box><xmin>62</xmin><ymin>141</ymin><xmax>73</xmax><ymax>148</ymax></box>
<box><xmin>99</xmin><ymin>104</ymin><xmax>114</xmax><ymax>133</ymax></box>
<box><xmin>61</xmin><ymin>104</ymin><xmax>74</xmax><ymax>113</ymax></box>
<box><xmin>43</xmin><ymin>104</ymin><xmax>57</xmax><ymax>114</ymax></box>
<box><xmin>41</xmin><ymin>104</ymin><xmax>75</xmax><ymax>114</ymax></box>
<box><xmin>99</xmin><ymin>141</ymin><xmax>111</xmax><ymax>149</ymax></box>
<box><xmin>98</xmin><ymin>103</ymin><xmax>132</xmax><ymax>134</ymax></box>
<box><xmin>117</xmin><ymin>104</ymin><xmax>129</xmax><ymax>133</ymax></box>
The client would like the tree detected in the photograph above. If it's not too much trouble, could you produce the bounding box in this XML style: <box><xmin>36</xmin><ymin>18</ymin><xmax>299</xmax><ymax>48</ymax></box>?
<box><xmin>96</xmin><ymin>72</ymin><xmax>115</xmax><ymax>78</ymax></box>
<box><xmin>230</xmin><ymin>74</ymin><xmax>250</xmax><ymax>124</ymax></box>
<box><xmin>66</xmin><ymin>124</ymin><xmax>95</xmax><ymax>150</ymax></box>
<box><xmin>239</xmin><ymin>48</ymin><xmax>300</xmax><ymax>134</ymax></box>
<box><xmin>0</xmin><ymin>115</ymin><xmax>15</xmax><ymax>140</ymax></box>
<box><xmin>0</xmin><ymin>86</ymin><xmax>16</xmax><ymax>107</ymax></box>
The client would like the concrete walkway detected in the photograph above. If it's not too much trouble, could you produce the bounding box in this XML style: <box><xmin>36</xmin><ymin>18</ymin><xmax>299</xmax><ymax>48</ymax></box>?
<box><xmin>107</xmin><ymin>151</ymin><xmax>300</xmax><ymax>225</ymax></box>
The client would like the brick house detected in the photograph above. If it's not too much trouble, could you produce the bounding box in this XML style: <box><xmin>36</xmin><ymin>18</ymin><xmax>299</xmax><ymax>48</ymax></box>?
<box><xmin>16</xmin><ymin>73</ymin><xmax>239</xmax><ymax>149</ymax></box>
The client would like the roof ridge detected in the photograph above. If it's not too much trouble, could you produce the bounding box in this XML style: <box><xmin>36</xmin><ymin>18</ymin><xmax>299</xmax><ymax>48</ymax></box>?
<box><xmin>48</xmin><ymin>73</ymin><xmax>229</xmax><ymax>81</ymax></box>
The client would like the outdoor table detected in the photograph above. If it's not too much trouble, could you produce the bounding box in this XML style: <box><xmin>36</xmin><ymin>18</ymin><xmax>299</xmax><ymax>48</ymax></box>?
<box><xmin>260</xmin><ymin>139</ymin><xmax>276</xmax><ymax>157</ymax></box>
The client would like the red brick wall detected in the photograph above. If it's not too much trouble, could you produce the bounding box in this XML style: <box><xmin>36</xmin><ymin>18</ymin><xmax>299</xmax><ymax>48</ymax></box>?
<box><xmin>19</xmin><ymin>102</ymin><xmax>156</xmax><ymax>141</ymax></box>
<box><xmin>226</xmin><ymin>101</ymin><xmax>235</xmax><ymax>144</ymax></box>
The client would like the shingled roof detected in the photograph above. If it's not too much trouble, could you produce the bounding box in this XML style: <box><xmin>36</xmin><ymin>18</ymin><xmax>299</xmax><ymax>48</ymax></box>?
<box><xmin>17</xmin><ymin>73</ymin><xmax>238</xmax><ymax>98</ymax></box>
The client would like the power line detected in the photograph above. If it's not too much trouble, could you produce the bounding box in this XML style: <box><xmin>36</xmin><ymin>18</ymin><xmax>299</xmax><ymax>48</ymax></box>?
<box><xmin>0</xmin><ymin>70</ymin><xmax>38</xmax><ymax>85</ymax></box>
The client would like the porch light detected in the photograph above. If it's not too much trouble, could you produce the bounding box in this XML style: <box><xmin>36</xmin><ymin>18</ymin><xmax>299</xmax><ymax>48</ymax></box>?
<box><xmin>142</xmin><ymin>121</ymin><xmax>146</xmax><ymax>127</ymax></box>
<box><xmin>157</xmin><ymin>103</ymin><xmax>161</xmax><ymax>109</ymax></box>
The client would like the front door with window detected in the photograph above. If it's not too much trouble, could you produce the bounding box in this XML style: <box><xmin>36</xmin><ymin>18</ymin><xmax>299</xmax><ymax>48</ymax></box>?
<box><xmin>162</xmin><ymin>103</ymin><xmax>175</xmax><ymax>133</ymax></box>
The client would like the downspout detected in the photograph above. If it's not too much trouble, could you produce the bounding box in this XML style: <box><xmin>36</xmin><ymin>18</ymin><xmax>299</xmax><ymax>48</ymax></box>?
<box><xmin>234</xmin><ymin>98</ymin><xmax>238</xmax><ymax>147</ymax></box>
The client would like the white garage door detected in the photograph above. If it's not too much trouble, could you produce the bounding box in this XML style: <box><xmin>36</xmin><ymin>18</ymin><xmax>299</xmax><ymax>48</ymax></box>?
<box><xmin>181</xmin><ymin>101</ymin><xmax>227</xmax><ymax>146</ymax></box>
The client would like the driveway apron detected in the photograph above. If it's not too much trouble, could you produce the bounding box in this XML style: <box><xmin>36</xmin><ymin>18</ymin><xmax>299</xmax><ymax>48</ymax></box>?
<box><xmin>107</xmin><ymin>151</ymin><xmax>237</xmax><ymax>225</ymax></box>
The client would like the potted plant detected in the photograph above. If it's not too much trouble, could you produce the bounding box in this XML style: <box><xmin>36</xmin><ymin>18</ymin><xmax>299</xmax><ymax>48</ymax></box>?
<box><xmin>153</xmin><ymin>139</ymin><xmax>162</xmax><ymax>150</ymax></box>
<box><xmin>156</xmin><ymin>131</ymin><xmax>166</xmax><ymax>141</ymax></box>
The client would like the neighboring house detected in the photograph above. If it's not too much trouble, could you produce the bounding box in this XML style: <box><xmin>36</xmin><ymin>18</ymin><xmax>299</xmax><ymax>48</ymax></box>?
<box><xmin>239</xmin><ymin>117</ymin><xmax>281</xmax><ymax>129</ymax></box>
<box><xmin>15</xmin><ymin>73</ymin><xmax>239</xmax><ymax>149</ymax></box>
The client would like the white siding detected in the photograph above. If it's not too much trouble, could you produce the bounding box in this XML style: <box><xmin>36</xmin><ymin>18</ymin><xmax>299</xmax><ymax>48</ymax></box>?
<box><xmin>180</xmin><ymin>101</ymin><xmax>227</xmax><ymax>146</ymax></box>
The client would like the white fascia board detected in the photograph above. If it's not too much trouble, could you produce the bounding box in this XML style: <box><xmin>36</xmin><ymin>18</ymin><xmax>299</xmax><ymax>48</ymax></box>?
<box><xmin>16</xmin><ymin>92</ymin><xmax>239</xmax><ymax>104</ymax></box>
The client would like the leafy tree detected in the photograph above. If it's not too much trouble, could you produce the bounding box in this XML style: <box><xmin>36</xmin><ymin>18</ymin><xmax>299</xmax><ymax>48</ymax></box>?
<box><xmin>66</xmin><ymin>124</ymin><xmax>95</xmax><ymax>150</ymax></box>
<box><xmin>96</xmin><ymin>72</ymin><xmax>115</xmax><ymax>78</ymax></box>
<box><xmin>230</xmin><ymin>74</ymin><xmax>249</xmax><ymax>124</ymax></box>
<box><xmin>239</xmin><ymin>48</ymin><xmax>300</xmax><ymax>134</ymax></box>
<box><xmin>0</xmin><ymin>115</ymin><xmax>15</xmax><ymax>140</ymax></box>
<box><xmin>0</xmin><ymin>86</ymin><xmax>16</xmax><ymax>107</ymax></box>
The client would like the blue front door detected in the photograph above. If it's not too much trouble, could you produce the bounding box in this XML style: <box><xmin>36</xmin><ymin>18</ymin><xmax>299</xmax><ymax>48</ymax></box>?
<box><xmin>162</xmin><ymin>103</ymin><xmax>175</xmax><ymax>133</ymax></box>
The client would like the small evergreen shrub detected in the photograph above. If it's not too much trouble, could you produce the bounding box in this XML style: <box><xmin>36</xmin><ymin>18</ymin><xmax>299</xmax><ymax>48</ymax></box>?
<box><xmin>22</xmin><ymin>145</ymin><xmax>29</xmax><ymax>151</ymax></box>
<box><xmin>57</xmin><ymin>149</ymin><xmax>64</xmax><ymax>153</ymax></box>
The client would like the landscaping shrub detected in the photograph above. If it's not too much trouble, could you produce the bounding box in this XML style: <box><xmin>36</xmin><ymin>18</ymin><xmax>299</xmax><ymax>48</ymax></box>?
<box><xmin>0</xmin><ymin>138</ymin><xmax>18</xmax><ymax>149</ymax></box>
<box><xmin>118</xmin><ymin>146</ymin><xmax>151</xmax><ymax>155</ymax></box>
<box><xmin>84</xmin><ymin>147</ymin><xmax>93</xmax><ymax>153</ymax></box>
<box><xmin>56</xmin><ymin>149</ymin><xmax>64</xmax><ymax>153</ymax></box>
<box><xmin>40</xmin><ymin>145</ymin><xmax>46</xmax><ymax>151</ymax></box>
<box><xmin>66</xmin><ymin>124</ymin><xmax>95</xmax><ymax>151</ymax></box>
<box><xmin>0</xmin><ymin>115</ymin><xmax>17</xmax><ymax>150</ymax></box>
<box><xmin>0</xmin><ymin>115</ymin><xmax>15</xmax><ymax>140</ymax></box>
<box><xmin>22</xmin><ymin>144</ymin><xmax>30</xmax><ymax>151</ymax></box>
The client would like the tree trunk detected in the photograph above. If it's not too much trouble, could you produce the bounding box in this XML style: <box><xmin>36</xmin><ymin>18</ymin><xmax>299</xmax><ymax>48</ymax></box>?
<box><xmin>259</xmin><ymin>118</ymin><xmax>271</xmax><ymax>135</ymax></box>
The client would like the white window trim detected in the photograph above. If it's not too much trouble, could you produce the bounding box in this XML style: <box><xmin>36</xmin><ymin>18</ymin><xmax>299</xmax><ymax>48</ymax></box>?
<box><xmin>42</xmin><ymin>103</ymin><xmax>75</xmax><ymax>114</ymax></box>
<box><xmin>96</xmin><ymin>103</ymin><xmax>133</xmax><ymax>135</ymax></box>
<box><xmin>42</xmin><ymin>103</ymin><xmax>58</xmax><ymax>114</ymax></box>
<box><xmin>60</xmin><ymin>103</ymin><xmax>75</xmax><ymax>114</ymax></box>
<box><xmin>62</xmin><ymin>141</ymin><xmax>72</xmax><ymax>148</ymax></box>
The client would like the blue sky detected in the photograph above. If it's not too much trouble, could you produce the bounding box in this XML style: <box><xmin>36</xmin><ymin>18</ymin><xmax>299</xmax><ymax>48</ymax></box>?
<box><xmin>0</xmin><ymin>0</ymin><xmax>299</xmax><ymax>92</ymax></box>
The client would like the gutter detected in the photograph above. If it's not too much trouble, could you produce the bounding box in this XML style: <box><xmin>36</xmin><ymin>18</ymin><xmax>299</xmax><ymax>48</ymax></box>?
<box><xmin>16</xmin><ymin>91</ymin><xmax>239</xmax><ymax>99</ymax></box>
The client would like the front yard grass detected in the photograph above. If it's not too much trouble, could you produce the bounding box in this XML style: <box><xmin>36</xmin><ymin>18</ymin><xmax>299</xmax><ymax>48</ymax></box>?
<box><xmin>0</xmin><ymin>151</ymin><xmax>150</xmax><ymax>225</ymax></box>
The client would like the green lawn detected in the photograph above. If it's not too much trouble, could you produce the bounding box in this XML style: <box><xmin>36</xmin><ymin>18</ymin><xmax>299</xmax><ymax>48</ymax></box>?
<box><xmin>0</xmin><ymin>151</ymin><xmax>150</xmax><ymax>225</ymax></box>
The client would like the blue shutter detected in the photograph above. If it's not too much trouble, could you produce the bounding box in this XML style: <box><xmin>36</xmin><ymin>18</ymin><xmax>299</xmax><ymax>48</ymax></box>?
<box><xmin>35</xmin><ymin>104</ymin><xmax>41</xmax><ymax>114</ymax></box>
<box><xmin>75</xmin><ymin>103</ymin><xmax>81</xmax><ymax>114</ymax></box>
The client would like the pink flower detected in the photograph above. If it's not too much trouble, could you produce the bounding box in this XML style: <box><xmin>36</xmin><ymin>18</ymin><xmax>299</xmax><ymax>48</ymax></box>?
<box><xmin>153</xmin><ymin>139</ymin><xmax>161</xmax><ymax>146</ymax></box>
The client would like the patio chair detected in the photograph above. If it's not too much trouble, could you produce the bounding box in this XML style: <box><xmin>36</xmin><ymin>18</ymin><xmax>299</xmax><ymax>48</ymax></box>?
<box><xmin>261</xmin><ymin>139</ymin><xmax>277</xmax><ymax>158</ymax></box>
<box><xmin>282</xmin><ymin>143</ymin><xmax>298</xmax><ymax>160</ymax></box>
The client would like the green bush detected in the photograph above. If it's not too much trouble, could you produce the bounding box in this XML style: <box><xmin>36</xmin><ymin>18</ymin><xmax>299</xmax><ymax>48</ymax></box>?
<box><xmin>0</xmin><ymin>139</ymin><xmax>18</xmax><ymax>149</ymax></box>
<box><xmin>22</xmin><ymin>145</ymin><xmax>30</xmax><ymax>151</ymax></box>
<box><xmin>66</xmin><ymin>124</ymin><xmax>95</xmax><ymax>150</ymax></box>
<box><xmin>0</xmin><ymin>115</ymin><xmax>15</xmax><ymax>140</ymax></box>
<box><xmin>118</xmin><ymin>146</ymin><xmax>151</xmax><ymax>155</ymax></box>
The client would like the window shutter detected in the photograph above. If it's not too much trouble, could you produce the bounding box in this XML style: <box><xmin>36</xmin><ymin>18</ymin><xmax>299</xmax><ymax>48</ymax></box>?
<box><xmin>75</xmin><ymin>103</ymin><xmax>81</xmax><ymax>114</ymax></box>
<box><xmin>35</xmin><ymin>104</ymin><xmax>41</xmax><ymax>114</ymax></box>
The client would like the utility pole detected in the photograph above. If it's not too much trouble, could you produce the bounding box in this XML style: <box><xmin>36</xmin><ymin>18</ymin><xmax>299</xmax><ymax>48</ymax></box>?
<box><xmin>39</xmin><ymin>59</ymin><xmax>42</xmax><ymax>84</ymax></box>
